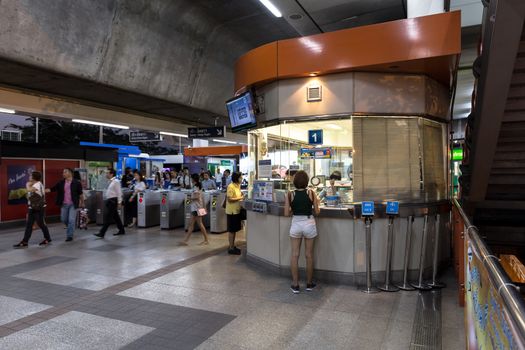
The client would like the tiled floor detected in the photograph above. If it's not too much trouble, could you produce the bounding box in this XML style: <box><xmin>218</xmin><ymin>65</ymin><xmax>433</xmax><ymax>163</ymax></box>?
<box><xmin>0</xmin><ymin>222</ymin><xmax>466</xmax><ymax>349</ymax></box>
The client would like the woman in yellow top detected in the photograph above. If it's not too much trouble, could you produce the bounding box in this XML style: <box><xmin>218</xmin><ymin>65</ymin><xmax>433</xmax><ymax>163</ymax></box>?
<box><xmin>226</xmin><ymin>172</ymin><xmax>244</xmax><ymax>255</ymax></box>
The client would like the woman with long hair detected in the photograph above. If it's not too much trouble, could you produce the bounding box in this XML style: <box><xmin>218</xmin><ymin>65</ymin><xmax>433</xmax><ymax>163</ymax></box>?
<box><xmin>13</xmin><ymin>171</ymin><xmax>52</xmax><ymax>248</ymax></box>
<box><xmin>284</xmin><ymin>170</ymin><xmax>320</xmax><ymax>293</ymax></box>
<box><xmin>179</xmin><ymin>174</ymin><xmax>209</xmax><ymax>245</ymax></box>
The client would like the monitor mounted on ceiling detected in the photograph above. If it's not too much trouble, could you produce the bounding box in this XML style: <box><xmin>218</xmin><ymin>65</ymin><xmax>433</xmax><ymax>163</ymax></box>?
<box><xmin>226</xmin><ymin>91</ymin><xmax>257</xmax><ymax>133</ymax></box>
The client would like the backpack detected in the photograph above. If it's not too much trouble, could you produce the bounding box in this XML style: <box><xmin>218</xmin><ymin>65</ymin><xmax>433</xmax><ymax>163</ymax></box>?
<box><xmin>28</xmin><ymin>184</ymin><xmax>45</xmax><ymax>211</ymax></box>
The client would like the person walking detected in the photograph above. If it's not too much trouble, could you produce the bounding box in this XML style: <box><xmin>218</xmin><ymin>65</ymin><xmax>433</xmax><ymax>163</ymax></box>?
<box><xmin>127</xmin><ymin>171</ymin><xmax>146</xmax><ymax>228</ymax></box>
<box><xmin>46</xmin><ymin>168</ymin><xmax>84</xmax><ymax>242</ymax></box>
<box><xmin>179</xmin><ymin>174</ymin><xmax>209</xmax><ymax>246</ymax></box>
<box><xmin>284</xmin><ymin>170</ymin><xmax>320</xmax><ymax>294</ymax></box>
<box><xmin>225</xmin><ymin>172</ymin><xmax>243</xmax><ymax>255</ymax></box>
<box><xmin>13</xmin><ymin>171</ymin><xmax>52</xmax><ymax>248</ymax></box>
<box><xmin>215</xmin><ymin>168</ymin><xmax>222</xmax><ymax>189</ymax></box>
<box><xmin>94</xmin><ymin>169</ymin><xmax>125</xmax><ymax>238</ymax></box>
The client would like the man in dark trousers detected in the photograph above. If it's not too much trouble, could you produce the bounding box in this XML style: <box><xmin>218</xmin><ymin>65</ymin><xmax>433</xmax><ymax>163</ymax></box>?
<box><xmin>46</xmin><ymin>168</ymin><xmax>84</xmax><ymax>242</ymax></box>
<box><xmin>94</xmin><ymin>169</ymin><xmax>125</xmax><ymax>238</ymax></box>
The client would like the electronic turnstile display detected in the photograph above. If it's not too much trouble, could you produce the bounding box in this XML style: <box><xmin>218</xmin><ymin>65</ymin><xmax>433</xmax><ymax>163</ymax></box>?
<box><xmin>184</xmin><ymin>191</ymin><xmax>211</xmax><ymax>231</ymax></box>
<box><xmin>160</xmin><ymin>191</ymin><xmax>186</xmax><ymax>229</ymax></box>
<box><xmin>95</xmin><ymin>190</ymin><xmax>126</xmax><ymax>225</ymax></box>
<box><xmin>209</xmin><ymin>192</ymin><xmax>227</xmax><ymax>233</ymax></box>
<box><xmin>137</xmin><ymin>191</ymin><xmax>161</xmax><ymax>228</ymax></box>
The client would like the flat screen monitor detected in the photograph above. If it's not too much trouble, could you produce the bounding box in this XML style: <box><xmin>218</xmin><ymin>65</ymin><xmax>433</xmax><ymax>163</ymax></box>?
<box><xmin>226</xmin><ymin>92</ymin><xmax>257</xmax><ymax>132</ymax></box>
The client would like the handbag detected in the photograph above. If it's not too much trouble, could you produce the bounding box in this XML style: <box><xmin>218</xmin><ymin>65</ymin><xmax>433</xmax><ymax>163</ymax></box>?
<box><xmin>239</xmin><ymin>208</ymin><xmax>247</xmax><ymax>221</ymax></box>
<box><xmin>197</xmin><ymin>208</ymin><xmax>207</xmax><ymax>216</ymax></box>
<box><xmin>28</xmin><ymin>184</ymin><xmax>45</xmax><ymax>211</ymax></box>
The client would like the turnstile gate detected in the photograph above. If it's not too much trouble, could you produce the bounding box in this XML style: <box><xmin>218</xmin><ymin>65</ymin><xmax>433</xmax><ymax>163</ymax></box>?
<box><xmin>137</xmin><ymin>191</ymin><xmax>161</xmax><ymax>228</ymax></box>
<box><xmin>209</xmin><ymin>192</ymin><xmax>227</xmax><ymax>233</ymax></box>
<box><xmin>160</xmin><ymin>191</ymin><xmax>186</xmax><ymax>229</ymax></box>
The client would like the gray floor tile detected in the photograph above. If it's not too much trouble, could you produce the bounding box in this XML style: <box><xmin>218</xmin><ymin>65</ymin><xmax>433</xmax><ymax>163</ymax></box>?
<box><xmin>0</xmin><ymin>295</ymin><xmax>51</xmax><ymax>326</ymax></box>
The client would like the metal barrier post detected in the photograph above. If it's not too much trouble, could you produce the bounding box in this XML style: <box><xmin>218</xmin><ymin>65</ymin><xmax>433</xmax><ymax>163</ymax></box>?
<box><xmin>378</xmin><ymin>215</ymin><xmax>399</xmax><ymax>292</ymax></box>
<box><xmin>427</xmin><ymin>214</ymin><xmax>446</xmax><ymax>288</ymax></box>
<box><xmin>397</xmin><ymin>216</ymin><xmax>416</xmax><ymax>291</ymax></box>
<box><xmin>411</xmin><ymin>215</ymin><xmax>432</xmax><ymax>290</ymax></box>
<box><xmin>362</xmin><ymin>216</ymin><xmax>379</xmax><ymax>294</ymax></box>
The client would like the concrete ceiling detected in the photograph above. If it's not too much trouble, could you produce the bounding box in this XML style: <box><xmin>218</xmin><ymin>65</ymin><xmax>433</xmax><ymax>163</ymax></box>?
<box><xmin>0</xmin><ymin>0</ymin><xmax>480</xmax><ymax>130</ymax></box>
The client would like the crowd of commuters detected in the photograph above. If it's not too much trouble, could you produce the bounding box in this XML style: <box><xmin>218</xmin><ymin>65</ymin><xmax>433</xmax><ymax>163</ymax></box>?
<box><xmin>12</xmin><ymin>167</ymin><xmax>318</xmax><ymax>293</ymax></box>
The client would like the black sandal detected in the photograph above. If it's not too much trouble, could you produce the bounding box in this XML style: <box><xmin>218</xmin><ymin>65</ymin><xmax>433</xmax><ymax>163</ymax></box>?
<box><xmin>13</xmin><ymin>241</ymin><xmax>28</xmax><ymax>249</ymax></box>
<box><xmin>39</xmin><ymin>239</ymin><xmax>51</xmax><ymax>246</ymax></box>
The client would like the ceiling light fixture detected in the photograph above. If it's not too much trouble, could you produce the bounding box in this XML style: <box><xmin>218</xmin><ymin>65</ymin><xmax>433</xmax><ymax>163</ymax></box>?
<box><xmin>72</xmin><ymin>119</ymin><xmax>129</xmax><ymax>129</ymax></box>
<box><xmin>259</xmin><ymin>0</ymin><xmax>282</xmax><ymax>17</ymax></box>
<box><xmin>0</xmin><ymin>107</ymin><xmax>16</xmax><ymax>114</ymax></box>
<box><xmin>160</xmin><ymin>131</ymin><xmax>188</xmax><ymax>138</ymax></box>
<box><xmin>309</xmin><ymin>73</ymin><xmax>317</xmax><ymax>77</ymax></box>
<box><xmin>213</xmin><ymin>139</ymin><xmax>237</xmax><ymax>144</ymax></box>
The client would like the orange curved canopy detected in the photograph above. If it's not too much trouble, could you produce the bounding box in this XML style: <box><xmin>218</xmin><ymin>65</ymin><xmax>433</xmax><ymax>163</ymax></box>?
<box><xmin>235</xmin><ymin>11</ymin><xmax>461</xmax><ymax>93</ymax></box>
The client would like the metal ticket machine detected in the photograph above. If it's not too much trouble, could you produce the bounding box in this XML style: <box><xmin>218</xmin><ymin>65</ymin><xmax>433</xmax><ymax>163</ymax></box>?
<box><xmin>137</xmin><ymin>191</ymin><xmax>161</xmax><ymax>228</ymax></box>
<box><xmin>160</xmin><ymin>191</ymin><xmax>186</xmax><ymax>229</ymax></box>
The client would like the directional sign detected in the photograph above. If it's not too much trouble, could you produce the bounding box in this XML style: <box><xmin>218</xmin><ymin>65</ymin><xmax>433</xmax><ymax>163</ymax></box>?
<box><xmin>386</xmin><ymin>201</ymin><xmax>399</xmax><ymax>215</ymax></box>
<box><xmin>362</xmin><ymin>201</ymin><xmax>375</xmax><ymax>216</ymax></box>
<box><xmin>129</xmin><ymin>131</ymin><xmax>160</xmax><ymax>142</ymax></box>
<box><xmin>308</xmin><ymin>129</ymin><xmax>323</xmax><ymax>145</ymax></box>
<box><xmin>188</xmin><ymin>126</ymin><xmax>225</xmax><ymax>139</ymax></box>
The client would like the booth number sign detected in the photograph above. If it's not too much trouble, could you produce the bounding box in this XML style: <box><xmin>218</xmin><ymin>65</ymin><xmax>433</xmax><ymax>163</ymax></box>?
<box><xmin>308</xmin><ymin>129</ymin><xmax>323</xmax><ymax>145</ymax></box>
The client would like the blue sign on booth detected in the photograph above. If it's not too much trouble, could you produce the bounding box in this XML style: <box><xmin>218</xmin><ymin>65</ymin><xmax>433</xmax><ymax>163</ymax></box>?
<box><xmin>386</xmin><ymin>201</ymin><xmax>399</xmax><ymax>215</ymax></box>
<box><xmin>308</xmin><ymin>129</ymin><xmax>323</xmax><ymax>145</ymax></box>
<box><xmin>362</xmin><ymin>201</ymin><xmax>374</xmax><ymax>216</ymax></box>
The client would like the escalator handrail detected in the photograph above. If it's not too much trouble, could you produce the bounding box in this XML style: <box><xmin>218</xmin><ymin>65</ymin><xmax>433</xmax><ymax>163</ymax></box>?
<box><xmin>453</xmin><ymin>198</ymin><xmax>525</xmax><ymax>344</ymax></box>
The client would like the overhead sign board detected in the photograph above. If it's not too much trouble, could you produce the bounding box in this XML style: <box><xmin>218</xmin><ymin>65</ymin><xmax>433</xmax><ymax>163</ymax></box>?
<box><xmin>188</xmin><ymin>126</ymin><xmax>225</xmax><ymax>139</ymax></box>
<box><xmin>362</xmin><ymin>201</ymin><xmax>375</xmax><ymax>216</ymax></box>
<box><xmin>129</xmin><ymin>131</ymin><xmax>161</xmax><ymax>142</ymax></box>
<box><xmin>386</xmin><ymin>201</ymin><xmax>399</xmax><ymax>215</ymax></box>
<box><xmin>308</xmin><ymin>129</ymin><xmax>323</xmax><ymax>145</ymax></box>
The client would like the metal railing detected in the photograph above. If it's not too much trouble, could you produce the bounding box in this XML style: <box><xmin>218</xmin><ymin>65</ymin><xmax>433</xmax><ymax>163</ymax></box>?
<box><xmin>453</xmin><ymin>198</ymin><xmax>525</xmax><ymax>348</ymax></box>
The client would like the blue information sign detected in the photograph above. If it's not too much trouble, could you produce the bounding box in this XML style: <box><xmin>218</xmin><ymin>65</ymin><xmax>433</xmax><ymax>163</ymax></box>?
<box><xmin>362</xmin><ymin>201</ymin><xmax>374</xmax><ymax>216</ymax></box>
<box><xmin>386</xmin><ymin>201</ymin><xmax>399</xmax><ymax>215</ymax></box>
<box><xmin>308</xmin><ymin>129</ymin><xmax>323</xmax><ymax>145</ymax></box>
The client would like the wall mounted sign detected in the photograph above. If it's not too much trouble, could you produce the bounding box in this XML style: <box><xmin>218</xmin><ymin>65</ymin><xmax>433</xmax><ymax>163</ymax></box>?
<box><xmin>258</xmin><ymin>159</ymin><xmax>272</xmax><ymax>178</ymax></box>
<box><xmin>362</xmin><ymin>201</ymin><xmax>375</xmax><ymax>216</ymax></box>
<box><xmin>386</xmin><ymin>201</ymin><xmax>399</xmax><ymax>215</ymax></box>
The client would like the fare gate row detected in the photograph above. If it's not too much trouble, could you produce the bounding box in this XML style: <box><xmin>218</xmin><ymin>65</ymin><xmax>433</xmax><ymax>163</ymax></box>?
<box><xmin>84</xmin><ymin>190</ymin><xmax>227</xmax><ymax>233</ymax></box>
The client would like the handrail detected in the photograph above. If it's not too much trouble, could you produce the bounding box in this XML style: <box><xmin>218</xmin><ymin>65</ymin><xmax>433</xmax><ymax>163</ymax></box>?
<box><xmin>453</xmin><ymin>198</ymin><xmax>525</xmax><ymax>345</ymax></box>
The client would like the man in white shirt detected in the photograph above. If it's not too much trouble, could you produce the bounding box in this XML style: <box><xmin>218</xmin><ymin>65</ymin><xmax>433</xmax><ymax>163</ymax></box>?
<box><xmin>178</xmin><ymin>167</ymin><xmax>192</xmax><ymax>189</ymax></box>
<box><xmin>94</xmin><ymin>169</ymin><xmax>125</xmax><ymax>238</ymax></box>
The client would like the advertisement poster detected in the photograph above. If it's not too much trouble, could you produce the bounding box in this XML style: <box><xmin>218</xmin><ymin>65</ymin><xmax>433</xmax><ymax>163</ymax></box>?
<box><xmin>258</xmin><ymin>159</ymin><xmax>272</xmax><ymax>178</ymax></box>
<box><xmin>299</xmin><ymin>147</ymin><xmax>332</xmax><ymax>159</ymax></box>
<box><xmin>465</xmin><ymin>241</ymin><xmax>522</xmax><ymax>349</ymax></box>
<box><xmin>7</xmin><ymin>165</ymin><xmax>35</xmax><ymax>205</ymax></box>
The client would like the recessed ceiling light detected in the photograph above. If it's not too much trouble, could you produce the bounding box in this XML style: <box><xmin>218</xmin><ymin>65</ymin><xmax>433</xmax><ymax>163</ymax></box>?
<box><xmin>258</xmin><ymin>0</ymin><xmax>282</xmax><ymax>18</ymax></box>
<box><xmin>213</xmin><ymin>139</ymin><xmax>237</xmax><ymax>144</ymax></box>
<box><xmin>160</xmin><ymin>131</ymin><xmax>188</xmax><ymax>138</ymax></box>
<box><xmin>309</xmin><ymin>73</ymin><xmax>318</xmax><ymax>77</ymax></box>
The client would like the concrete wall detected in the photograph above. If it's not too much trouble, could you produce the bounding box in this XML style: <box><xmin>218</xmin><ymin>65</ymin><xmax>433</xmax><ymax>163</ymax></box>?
<box><xmin>0</xmin><ymin>0</ymin><xmax>250</xmax><ymax>116</ymax></box>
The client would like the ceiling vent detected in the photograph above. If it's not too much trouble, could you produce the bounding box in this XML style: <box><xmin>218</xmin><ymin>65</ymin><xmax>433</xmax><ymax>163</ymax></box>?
<box><xmin>307</xmin><ymin>84</ymin><xmax>322</xmax><ymax>102</ymax></box>
<box><xmin>289</xmin><ymin>14</ymin><xmax>303</xmax><ymax>20</ymax></box>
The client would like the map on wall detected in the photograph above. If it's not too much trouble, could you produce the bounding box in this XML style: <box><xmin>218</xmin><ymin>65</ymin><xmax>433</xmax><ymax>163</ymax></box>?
<box><xmin>7</xmin><ymin>165</ymin><xmax>35</xmax><ymax>205</ymax></box>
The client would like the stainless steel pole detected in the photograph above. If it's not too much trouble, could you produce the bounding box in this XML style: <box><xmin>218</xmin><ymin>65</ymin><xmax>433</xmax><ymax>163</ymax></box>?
<box><xmin>378</xmin><ymin>216</ymin><xmax>399</xmax><ymax>292</ymax></box>
<box><xmin>99</xmin><ymin>126</ymin><xmax>103</xmax><ymax>144</ymax></box>
<box><xmin>35</xmin><ymin>117</ymin><xmax>39</xmax><ymax>143</ymax></box>
<box><xmin>427</xmin><ymin>214</ymin><xmax>446</xmax><ymax>288</ymax></box>
<box><xmin>411</xmin><ymin>215</ymin><xmax>432</xmax><ymax>290</ymax></box>
<box><xmin>397</xmin><ymin>216</ymin><xmax>416</xmax><ymax>291</ymax></box>
<box><xmin>362</xmin><ymin>216</ymin><xmax>379</xmax><ymax>294</ymax></box>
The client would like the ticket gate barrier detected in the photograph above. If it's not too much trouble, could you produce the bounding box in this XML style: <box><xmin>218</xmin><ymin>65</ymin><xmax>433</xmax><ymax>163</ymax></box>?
<box><xmin>160</xmin><ymin>191</ymin><xmax>186</xmax><ymax>229</ymax></box>
<box><xmin>184</xmin><ymin>192</ymin><xmax>211</xmax><ymax>231</ymax></box>
<box><xmin>95</xmin><ymin>190</ymin><xmax>125</xmax><ymax>225</ymax></box>
<box><xmin>137</xmin><ymin>191</ymin><xmax>161</xmax><ymax>228</ymax></box>
<box><xmin>83</xmin><ymin>190</ymin><xmax>98</xmax><ymax>224</ymax></box>
<box><xmin>209</xmin><ymin>192</ymin><xmax>227</xmax><ymax>233</ymax></box>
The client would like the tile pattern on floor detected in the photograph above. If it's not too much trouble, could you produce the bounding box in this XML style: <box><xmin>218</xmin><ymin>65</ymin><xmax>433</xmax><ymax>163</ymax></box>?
<box><xmin>0</xmin><ymin>223</ymin><xmax>465</xmax><ymax>349</ymax></box>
